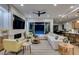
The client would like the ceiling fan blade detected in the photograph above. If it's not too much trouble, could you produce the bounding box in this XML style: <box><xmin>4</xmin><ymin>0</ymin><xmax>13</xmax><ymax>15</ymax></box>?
<box><xmin>33</xmin><ymin>12</ymin><xmax>38</xmax><ymax>14</ymax></box>
<box><xmin>40</xmin><ymin>12</ymin><xmax>46</xmax><ymax>14</ymax></box>
<box><xmin>33</xmin><ymin>11</ymin><xmax>46</xmax><ymax>17</ymax></box>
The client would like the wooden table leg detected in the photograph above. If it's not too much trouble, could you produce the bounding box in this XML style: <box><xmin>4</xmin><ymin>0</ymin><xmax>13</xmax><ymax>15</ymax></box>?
<box><xmin>29</xmin><ymin>45</ymin><xmax>31</xmax><ymax>54</ymax></box>
<box><xmin>4</xmin><ymin>50</ymin><xmax>7</xmax><ymax>55</ymax></box>
<box><xmin>23</xmin><ymin>46</ymin><xmax>26</xmax><ymax>54</ymax></box>
<box><xmin>73</xmin><ymin>48</ymin><xmax>74</xmax><ymax>55</ymax></box>
<box><xmin>23</xmin><ymin>46</ymin><xmax>24</xmax><ymax>54</ymax></box>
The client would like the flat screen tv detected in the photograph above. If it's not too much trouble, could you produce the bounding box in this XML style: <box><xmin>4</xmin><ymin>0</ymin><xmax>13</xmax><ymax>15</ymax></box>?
<box><xmin>13</xmin><ymin>15</ymin><xmax>25</xmax><ymax>29</ymax></box>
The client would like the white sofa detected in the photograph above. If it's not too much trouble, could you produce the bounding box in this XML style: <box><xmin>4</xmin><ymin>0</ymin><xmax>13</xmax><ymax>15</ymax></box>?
<box><xmin>47</xmin><ymin>33</ymin><xmax>67</xmax><ymax>50</ymax></box>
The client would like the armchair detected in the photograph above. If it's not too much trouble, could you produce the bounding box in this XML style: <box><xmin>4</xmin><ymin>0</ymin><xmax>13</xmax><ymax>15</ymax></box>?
<box><xmin>3</xmin><ymin>39</ymin><xmax>23</xmax><ymax>54</ymax></box>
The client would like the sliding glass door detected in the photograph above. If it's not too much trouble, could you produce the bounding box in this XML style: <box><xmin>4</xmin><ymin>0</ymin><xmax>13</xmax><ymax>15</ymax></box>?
<box><xmin>35</xmin><ymin>22</ymin><xmax>44</xmax><ymax>35</ymax></box>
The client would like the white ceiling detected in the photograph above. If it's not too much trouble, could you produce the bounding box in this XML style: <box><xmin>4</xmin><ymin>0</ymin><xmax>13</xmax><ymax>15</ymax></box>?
<box><xmin>13</xmin><ymin>4</ymin><xmax>79</xmax><ymax>24</ymax></box>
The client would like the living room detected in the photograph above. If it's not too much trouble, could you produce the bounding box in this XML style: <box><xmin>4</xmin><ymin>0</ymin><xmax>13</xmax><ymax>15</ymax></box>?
<box><xmin>0</xmin><ymin>4</ymin><xmax>79</xmax><ymax>55</ymax></box>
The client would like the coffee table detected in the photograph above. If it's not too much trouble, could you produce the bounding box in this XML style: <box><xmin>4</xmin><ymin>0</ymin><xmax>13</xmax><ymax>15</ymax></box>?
<box><xmin>32</xmin><ymin>37</ymin><xmax>40</xmax><ymax>44</ymax></box>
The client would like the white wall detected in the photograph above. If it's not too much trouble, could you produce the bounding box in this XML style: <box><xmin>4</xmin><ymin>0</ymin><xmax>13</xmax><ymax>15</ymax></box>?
<box><xmin>0</xmin><ymin>5</ymin><xmax>26</xmax><ymax>39</ymax></box>
<box><xmin>50</xmin><ymin>19</ymin><xmax>53</xmax><ymax>33</ymax></box>
<box><xmin>9</xmin><ymin>5</ymin><xmax>26</xmax><ymax>39</ymax></box>
<box><xmin>9</xmin><ymin>30</ymin><xmax>25</xmax><ymax>39</ymax></box>
<box><xmin>10</xmin><ymin>5</ymin><xmax>26</xmax><ymax>20</ymax></box>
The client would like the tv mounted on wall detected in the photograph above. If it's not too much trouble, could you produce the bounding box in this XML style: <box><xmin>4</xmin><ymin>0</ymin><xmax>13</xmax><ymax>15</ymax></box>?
<box><xmin>13</xmin><ymin>15</ymin><xmax>25</xmax><ymax>29</ymax></box>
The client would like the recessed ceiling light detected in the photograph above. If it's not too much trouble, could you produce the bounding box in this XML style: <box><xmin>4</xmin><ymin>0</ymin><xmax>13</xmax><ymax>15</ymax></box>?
<box><xmin>20</xmin><ymin>4</ymin><xmax>24</xmax><ymax>6</ymax></box>
<box><xmin>53</xmin><ymin>4</ymin><xmax>57</xmax><ymax>6</ymax></box>
<box><xmin>70</xmin><ymin>6</ymin><xmax>74</xmax><ymax>9</ymax></box>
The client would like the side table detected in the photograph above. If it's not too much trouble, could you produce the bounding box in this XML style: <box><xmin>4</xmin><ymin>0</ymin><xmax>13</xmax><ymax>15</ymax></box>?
<box><xmin>22</xmin><ymin>42</ymin><xmax>32</xmax><ymax>54</ymax></box>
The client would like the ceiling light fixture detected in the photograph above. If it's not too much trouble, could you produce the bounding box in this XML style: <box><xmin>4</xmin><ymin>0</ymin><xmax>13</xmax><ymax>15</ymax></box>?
<box><xmin>20</xmin><ymin>4</ymin><xmax>24</xmax><ymax>6</ymax></box>
<box><xmin>70</xmin><ymin>6</ymin><xmax>74</xmax><ymax>9</ymax></box>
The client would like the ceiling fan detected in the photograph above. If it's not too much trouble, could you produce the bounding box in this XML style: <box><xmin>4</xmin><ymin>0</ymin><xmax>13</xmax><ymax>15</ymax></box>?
<box><xmin>33</xmin><ymin>11</ymin><xmax>46</xmax><ymax>17</ymax></box>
